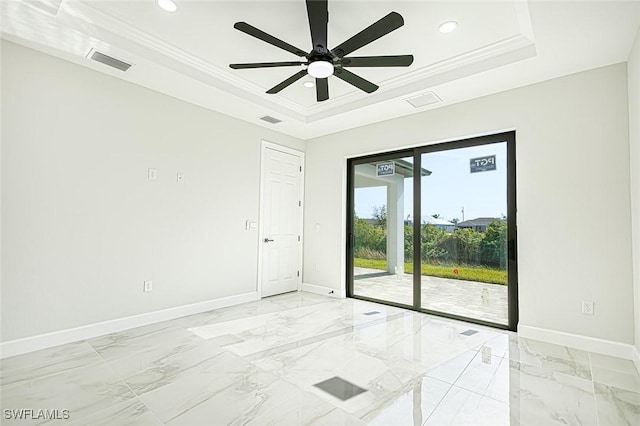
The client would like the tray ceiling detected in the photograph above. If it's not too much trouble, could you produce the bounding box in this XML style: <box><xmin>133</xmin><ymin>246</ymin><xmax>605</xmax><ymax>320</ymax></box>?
<box><xmin>2</xmin><ymin>1</ymin><xmax>639</xmax><ymax>139</ymax></box>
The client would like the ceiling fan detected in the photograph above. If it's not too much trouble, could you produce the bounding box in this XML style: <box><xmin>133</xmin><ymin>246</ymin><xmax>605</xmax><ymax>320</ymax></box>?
<box><xmin>229</xmin><ymin>0</ymin><xmax>414</xmax><ymax>102</ymax></box>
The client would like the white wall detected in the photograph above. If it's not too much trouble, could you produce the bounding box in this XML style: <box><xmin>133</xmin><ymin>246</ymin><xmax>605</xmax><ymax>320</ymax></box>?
<box><xmin>629</xmin><ymin>28</ymin><xmax>640</xmax><ymax>356</ymax></box>
<box><xmin>304</xmin><ymin>63</ymin><xmax>634</xmax><ymax>344</ymax></box>
<box><xmin>0</xmin><ymin>41</ymin><xmax>304</xmax><ymax>342</ymax></box>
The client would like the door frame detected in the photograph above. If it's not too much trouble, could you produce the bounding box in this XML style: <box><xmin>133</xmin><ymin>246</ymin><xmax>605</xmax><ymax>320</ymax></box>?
<box><xmin>346</xmin><ymin>131</ymin><xmax>518</xmax><ymax>331</ymax></box>
<box><xmin>258</xmin><ymin>140</ymin><xmax>305</xmax><ymax>298</ymax></box>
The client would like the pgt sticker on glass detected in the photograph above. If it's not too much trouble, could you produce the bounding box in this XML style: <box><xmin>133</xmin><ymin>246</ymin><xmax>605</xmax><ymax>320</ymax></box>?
<box><xmin>376</xmin><ymin>161</ymin><xmax>395</xmax><ymax>177</ymax></box>
<box><xmin>470</xmin><ymin>155</ymin><xmax>496</xmax><ymax>173</ymax></box>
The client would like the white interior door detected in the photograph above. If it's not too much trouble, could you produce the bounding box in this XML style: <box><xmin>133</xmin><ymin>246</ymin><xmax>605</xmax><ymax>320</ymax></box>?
<box><xmin>261</xmin><ymin>146</ymin><xmax>303</xmax><ymax>297</ymax></box>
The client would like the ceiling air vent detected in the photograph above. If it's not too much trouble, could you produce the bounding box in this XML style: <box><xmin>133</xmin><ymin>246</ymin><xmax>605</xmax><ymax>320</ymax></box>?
<box><xmin>406</xmin><ymin>91</ymin><xmax>442</xmax><ymax>108</ymax></box>
<box><xmin>260</xmin><ymin>116</ymin><xmax>282</xmax><ymax>124</ymax></box>
<box><xmin>87</xmin><ymin>49</ymin><xmax>133</xmax><ymax>72</ymax></box>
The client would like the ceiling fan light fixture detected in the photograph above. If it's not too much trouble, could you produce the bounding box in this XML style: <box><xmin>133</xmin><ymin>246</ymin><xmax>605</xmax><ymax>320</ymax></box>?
<box><xmin>307</xmin><ymin>61</ymin><xmax>334</xmax><ymax>79</ymax></box>
<box><xmin>303</xmin><ymin>81</ymin><xmax>316</xmax><ymax>88</ymax></box>
<box><xmin>438</xmin><ymin>21</ymin><xmax>458</xmax><ymax>33</ymax></box>
<box><xmin>156</xmin><ymin>0</ymin><xmax>178</xmax><ymax>13</ymax></box>
<box><xmin>230</xmin><ymin>2</ymin><xmax>412</xmax><ymax>101</ymax></box>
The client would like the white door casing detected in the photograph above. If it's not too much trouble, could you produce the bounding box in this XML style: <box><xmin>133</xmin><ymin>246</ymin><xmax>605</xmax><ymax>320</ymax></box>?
<box><xmin>259</xmin><ymin>142</ymin><xmax>303</xmax><ymax>297</ymax></box>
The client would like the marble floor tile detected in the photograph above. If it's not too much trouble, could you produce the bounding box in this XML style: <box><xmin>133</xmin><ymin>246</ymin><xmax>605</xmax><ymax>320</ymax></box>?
<box><xmin>510</xmin><ymin>361</ymin><xmax>598</xmax><ymax>426</ymax></box>
<box><xmin>474</xmin><ymin>332</ymin><xmax>518</xmax><ymax>359</ymax></box>
<box><xmin>454</xmin><ymin>353</ymin><xmax>504</xmax><ymax>396</ymax></box>
<box><xmin>590</xmin><ymin>352</ymin><xmax>640</xmax><ymax>392</ymax></box>
<box><xmin>417</xmin><ymin>316</ymin><xmax>501</xmax><ymax>350</ymax></box>
<box><xmin>88</xmin><ymin>325</ymin><xmax>197</xmax><ymax>363</ymax></box>
<box><xmin>242</xmin><ymin>385</ymin><xmax>365</xmax><ymax>426</ymax></box>
<box><xmin>374</xmin><ymin>327</ymin><xmax>484</xmax><ymax>374</ymax></box>
<box><xmin>1</xmin><ymin>341</ymin><xmax>103</xmax><ymax>387</ymax></box>
<box><xmin>507</xmin><ymin>337</ymin><xmax>592</xmax><ymax>380</ymax></box>
<box><xmin>362</xmin><ymin>375</ymin><xmax>451</xmax><ymax>425</ymax></box>
<box><xmin>423</xmin><ymin>386</ymin><xmax>510</xmax><ymax>426</ymax></box>
<box><xmin>172</xmin><ymin>292</ymin><xmax>330</xmax><ymax>329</ymax></box>
<box><xmin>118</xmin><ymin>339</ymin><xmax>229</xmax><ymax>395</ymax></box>
<box><xmin>134</xmin><ymin>348</ymin><xmax>260</xmax><ymax>400</ymax></box>
<box><xmin>145</xmin><ymin>368</ymin><xmax>340</xmax><ymax>426</ymax></box>
<box><xmin>593</xmin><ymin>382</ymin><xmax>640</xmax><ymax>426</ymax></box>
<box><xmin>137</xmin><ymin>351</ymin><xmax>266</xmax><ymax>422</ymax></box>
<box><xmin>67</xmin><ymin>398</ymin><xmax>162</xmax><ymax>425</ymax></box>
<box><xmin>2</xmin><ymin>291</ymin><xmax>637</xmax><ymax>425</ymax></box>
<box><xmin>483</xmin><ymin>355</ymin><xmax>511</xmax><ymax>404</ymax></box>
<box><xmin>1</xmin><ymin>361</ymin><xmax>136</xmax><ymax>425</ymax></box>
<box><xmin>306</xmin><ymin>407</ymin><xmax>368</xmax><ymax>425</ymax></box>
<box><xmin>425</xmin><ymin>350</ymin><xmax>476</xmax><ymax>384</ymax></box>
<box><xmin>101</xmin><ymin>335</ymin><xmax>220</xmax><ymax>381</ymax></box>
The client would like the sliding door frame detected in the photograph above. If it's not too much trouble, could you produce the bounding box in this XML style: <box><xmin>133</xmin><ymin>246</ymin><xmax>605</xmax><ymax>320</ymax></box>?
<box><xmin>346</xmin><ymin>131</ymin><xmax>518</xmax><ymax>331</ymax></box>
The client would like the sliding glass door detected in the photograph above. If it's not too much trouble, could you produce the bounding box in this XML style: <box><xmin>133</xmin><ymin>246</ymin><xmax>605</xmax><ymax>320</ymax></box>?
<box><xmin>350</xmin><ymin>154</ymin><xmax>415</xmax><ymax>307</ymax></box>
<box><xmin>347</xmin><ymin>132</ymin><xmax>518</xmax><ymax>330</ymax></box>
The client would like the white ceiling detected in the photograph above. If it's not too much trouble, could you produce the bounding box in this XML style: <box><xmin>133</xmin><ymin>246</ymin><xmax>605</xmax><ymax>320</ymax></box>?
<box><xmin>2</xmin><ymin>0</ymin><xmax>639</xmax><ymax>139</ymax></box>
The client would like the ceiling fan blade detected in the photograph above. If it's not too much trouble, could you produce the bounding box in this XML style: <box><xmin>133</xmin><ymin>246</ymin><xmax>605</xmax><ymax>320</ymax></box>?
<box><xmin>230</xmin><ymin>61</ymin><xmax>305</xmax><ymax>69</ymax></box>
<box><xmin>316</xmin><ymin>78</ymin><xmax>329</xmax><ymax>101</ymax></box>
<box><xmin>306</xmin><ymin>0</ymin><xmax>328</xmax><ymax>52</ymax></box>
<box><xmin>234</xmin><ymin>22</ymin><xmax>308</xmax><ymax>57</ymax></box>
<box><xmin>334</xmin><ymin>69</ymin><xmax>378</xmax><ymax>93</ymax></box>
<box><xmin>266</xmin><ymin>70</ymin><xmax>308</xmax><ymax>94</ymax></box>
<box><xmin>332</xmin><ymin>12</ymin><xmax>404</xmax><ymax>58</ymax></box>
<box><xmin>341</xmin><ymin>55</ymin><xmax>414</xmax><ymax>67</ymax></box>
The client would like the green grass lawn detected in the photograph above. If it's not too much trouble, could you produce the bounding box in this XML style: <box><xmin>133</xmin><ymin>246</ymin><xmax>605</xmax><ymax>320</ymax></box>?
<box><xmin>354</xmin><ymin>258</ymin><xmax>507</xmax><ymax>285</ymax></box>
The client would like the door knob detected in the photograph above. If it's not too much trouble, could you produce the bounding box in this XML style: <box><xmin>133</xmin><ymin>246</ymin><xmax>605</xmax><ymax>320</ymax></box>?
<box><xmin>264</xmin><ymin>238</ymin><xmax>274</xmax><ymax>243</ymax></box>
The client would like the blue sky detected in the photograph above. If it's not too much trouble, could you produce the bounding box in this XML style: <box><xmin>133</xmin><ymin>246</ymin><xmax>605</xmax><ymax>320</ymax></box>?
<box><xmin>354</xmin><ymin>143</ymin><xmax>507</xmax><ymax>223</ymax></box>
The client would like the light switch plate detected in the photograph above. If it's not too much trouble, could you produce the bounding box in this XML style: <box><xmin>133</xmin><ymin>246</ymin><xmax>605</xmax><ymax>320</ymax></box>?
<box><xmin>177</xmin><ymin>173</ymin><xmax>184</xmax><ymax>183</ymax></box>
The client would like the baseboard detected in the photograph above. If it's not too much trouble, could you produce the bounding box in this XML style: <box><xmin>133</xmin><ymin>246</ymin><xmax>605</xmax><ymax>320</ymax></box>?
<box><xmin>302</xmin><ymin>283</ymin><xmax>345</xmax><ymax>298</ymax></box>
<box><xmin>0</xmin><ymin>292</ymin><xmax>259</xmax><ymax>359</ymax></box>
<box><xmin>518</xmin><ymin>324</ymin><xmax>638</xmax><ymax>361</ymax></box>
<box><xmin>633</xmin><ymin>345</ymin><xmax>640</xmax><ymax>375</ymax></box>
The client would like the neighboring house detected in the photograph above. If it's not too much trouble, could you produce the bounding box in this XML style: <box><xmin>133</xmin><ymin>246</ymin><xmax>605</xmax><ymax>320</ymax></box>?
<box><xmin>456</xmin><ymin>217</ymin><xmax>503</xmax><ymax>232</ymax></box>
<box><xmin>422</xmin><ymin>216</ymin><xmax>456</xmax><ymax>232</ymax></box>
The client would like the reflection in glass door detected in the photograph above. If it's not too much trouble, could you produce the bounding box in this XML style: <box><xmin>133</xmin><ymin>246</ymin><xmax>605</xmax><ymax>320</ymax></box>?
<box><xmin>347</xmin><ymin>132</ymin><xmax>517</xmax><ymax>330</ymax></box>
<box><xmin>420</xmin><ymin>143</ymin><xmax>509</xmax><ymax>325</ymax></box>
<box><xmin>351</xmin><ymin>155</ymin><xmax>416</xmax><ymax>307</ymax></box>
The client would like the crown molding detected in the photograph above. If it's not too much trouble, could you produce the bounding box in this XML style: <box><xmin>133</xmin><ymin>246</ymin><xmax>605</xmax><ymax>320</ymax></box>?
<box><xmin>57</xmin><ymin>1</ymin><xmax>308</xmax><ymax>121</ymax></box>
<box><xmin>55</xmin><ymin>1</ymin><xmax>535</xmax><ymax>123</ymax></box>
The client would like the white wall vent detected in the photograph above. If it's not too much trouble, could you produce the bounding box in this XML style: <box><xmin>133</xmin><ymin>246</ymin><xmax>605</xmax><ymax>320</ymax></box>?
<box><xmin>86</xmin><ymin>49</ymin><xmax>133</xmax><ymax>72</ymax></box>
<box><xmin>406</xmin><ymin>92</ymin><xmax>442</xmax><ymax>108</ymax></box>
<box><xmin>260</xmin><ymin>116</ymin><xmax>282</xmax><ymax>124</ymax></box>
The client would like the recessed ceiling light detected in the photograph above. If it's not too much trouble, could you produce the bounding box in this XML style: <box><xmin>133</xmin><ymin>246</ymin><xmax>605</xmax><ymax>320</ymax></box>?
<box><xmin>156</xmin><ymin>0</ymin><xmax>177</xmax><ymax>13</ymax></box>
<box><xmin>438</xmin><ymin>21</ymin><xmax>458</xmax><ymax>34</ymax></box>
<box><xmin>303</xmin><ymin>81</ymin><xmax>315</xmax><ymax>88</ymax></box>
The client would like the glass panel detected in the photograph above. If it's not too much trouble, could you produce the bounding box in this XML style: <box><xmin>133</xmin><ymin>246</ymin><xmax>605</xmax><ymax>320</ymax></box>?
<box><xmin>420</xmin><ymin>143</ymin><xmax>508</xmax><ymax>324</ymax></box>
<box><xmin>352</xmin><ymin>156</ymin><xmax>414</xmax><ymax>306</ymax></box>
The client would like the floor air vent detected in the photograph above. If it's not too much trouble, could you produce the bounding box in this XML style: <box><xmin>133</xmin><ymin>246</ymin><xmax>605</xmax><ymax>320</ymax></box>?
<box><xmin>313</xmin><ymin>377</ymin><xmax>367</xmax><ymax>401</ymax></box>
<box><xmin>87</xmin><ymin>50</ymin><xmax>132</xmax><ymax>72</ymax></box>
<box><xmin>260</xmin><ymin>116</ymin><xmax>282</xmax><ymax>124</ymax></box>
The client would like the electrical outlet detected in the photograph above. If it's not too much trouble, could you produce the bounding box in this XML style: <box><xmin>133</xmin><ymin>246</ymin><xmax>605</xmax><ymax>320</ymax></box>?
<box><xmin>582</xmin><ymin>300</ymin><xmax>594</xmax><ymax>315</ymax></box>
<box><xmin>144</xmin><ymin>280</ymin><xmax>153</xmax><ymax>292</ymax></box>
<box><xmin>148</xmin><ymin>168</ymin><xmax>157</xmax><ymax>180</ymax></box>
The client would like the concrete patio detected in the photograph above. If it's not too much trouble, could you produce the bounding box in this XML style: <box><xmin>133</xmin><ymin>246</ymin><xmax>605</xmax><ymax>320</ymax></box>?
<box><xmin>353</xmin><ymin>267</ymin><xmax>508</xmax><ymax>325</ymax></box>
